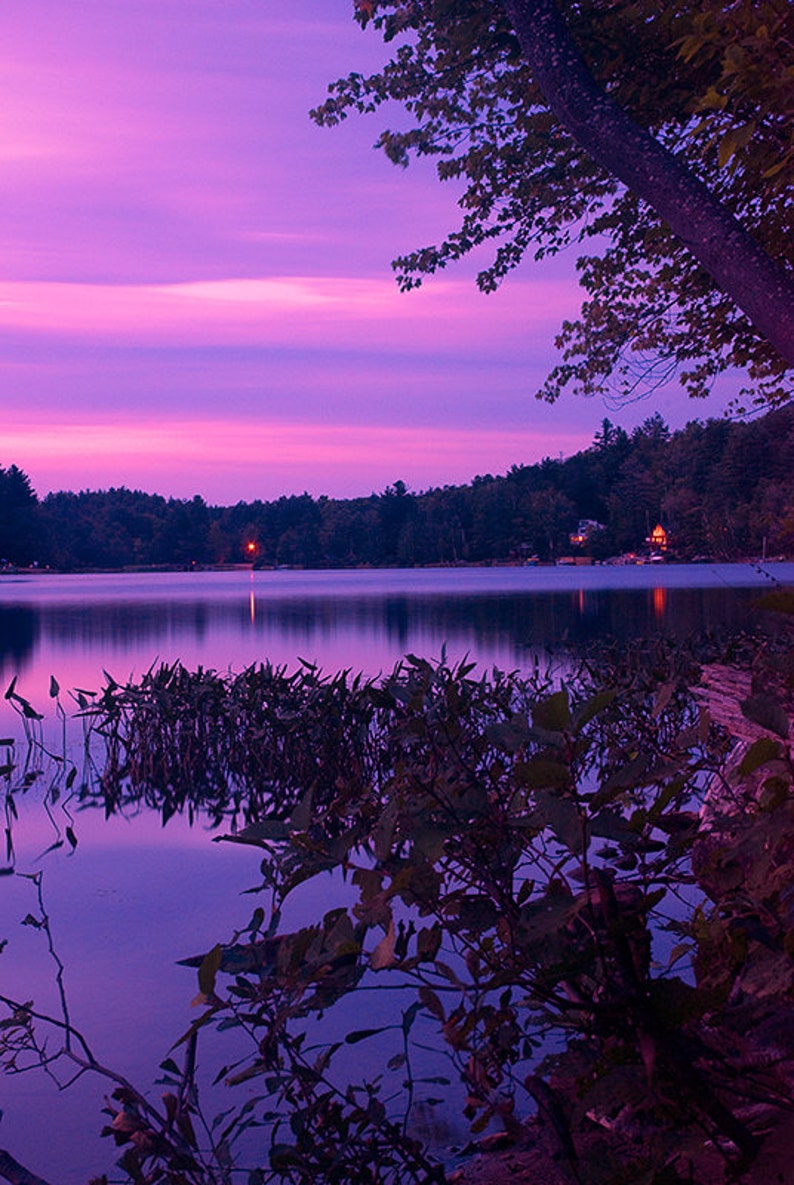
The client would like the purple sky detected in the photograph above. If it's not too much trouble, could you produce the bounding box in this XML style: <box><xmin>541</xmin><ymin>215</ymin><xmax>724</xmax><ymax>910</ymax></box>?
<box><xmin>0</xmin><ymin>1</ymin><xmax>732</xmax><ymax>504</ymax></box>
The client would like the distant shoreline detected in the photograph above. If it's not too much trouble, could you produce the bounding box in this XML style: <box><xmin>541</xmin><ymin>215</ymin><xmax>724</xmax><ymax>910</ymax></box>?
<box><xmin>1</xmin><ymin>556</ymin><xmax>790</xmax><ymax>578</ymax></box>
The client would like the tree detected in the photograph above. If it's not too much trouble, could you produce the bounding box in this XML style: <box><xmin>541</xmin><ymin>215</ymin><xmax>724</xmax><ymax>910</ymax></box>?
<box><xmin>0</xmin><ymin>465</ymin><xmax>41</xmax><ymax>566</ymax></box>
<box><xmin>378</xmin><ymin>480</ymin><xmax>418</xmax><ymax>563</ymax></box>
<box><xmin>153</xmin><ymin>495</ymin><xmax>212</xmax><ymax>568</ymax></box>
<box><xmin>314</xmin><ymin>1</ymin><xmax>794</xmax><ymax>410</ymax></box>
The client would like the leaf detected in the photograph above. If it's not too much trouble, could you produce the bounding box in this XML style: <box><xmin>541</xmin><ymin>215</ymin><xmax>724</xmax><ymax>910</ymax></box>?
<box><xmin>370</xmin><ymin>919</ymin><xmax>397</xmax><ymax>970</ymax></box>
<box><xmin>247</xmin><ymin>906</ymin><xmax>265</xmax><ymax>935</ymax></box>
<box><xmin>173</xmin><ymin>1009</ymin><xmax>221</xmax><ymax>1054</ymax></box>
<box><xmin>270</xmin><ymin>1145</ymin><xmax>305</xmax><ymax>1171</ymax></box>
<box><xmin>530</xmin><ymin>788</ymin><xmax>582</xmax><ymax>853</ymax></box>
<box><xmin>739</xmin><ymin>736</ymin><xmax>784</xmax><ymax>776</ymax></box>
<box><xmin>515</xmin><ymin>757</ymin><xmax>569</xmax><ymax>790</ymax></box>
<box><xmin>741</xmin><ymin>694</ymin><xmax>790</xmax><ymax>739</ymax></box>
<box><xmin>419</xmin><ymin>985</ymin><xmax>445</xmax><ymax>1022</ymax></box>
<box><xmin>573</xmin><ymin>688</ymin><xmax>616</xmax><ymax>728</ymax></box>
<box><xmin>197</xmin><ymin>943</ymin><xmax>224</xmax><ymax>998</ymax></box>
<box><xmin>214</xmin><ymin>820</ymin><xmax>290</xmax><ymax>845</ymax></box>
<box><xmin>288</xmin><ymin>786</ymin><xmax>313</xmax><ymax>832</ymax></box>
<box><xmin>517</xmin><ymin>889</ymin><xmax>575</xmax><ymax>954</ymax></box>
<box><xmin>345</xmin><ymin>1026</ymin><xmax>387</xmax><ymax>1044</ymax></box>
<box><xmin>412</xmin><ymin>824</ymin><xmax>447</xmax><ymax>861</ymax></box>
<box><xmin>718</xmin><ymin>129</ymin><xmax>738</xmax><ymax>168</ymax></box>
<box><xmin>651</xmin><ymin>682</ymin><xmax>674</xmax><ymax>718</ymax></box>
<box><xmin>417</xmin><ymin>924</ymin><xmax>442</xmax><ymax>962</ymax></box>
<box><xmin>763</xmin><ymin>158</ymin><xmax>789</xmax><ymax>179</ymax></box>
<box><xmin>402</xmin><ymin>999</ymin><xmax>422</xmax><ymax>1036</ymax></box>
<box><xmin>39</xmin><ymin>839</ymin><xmax>64</xmax><ymax>857</ymax></box>
<box><xmin>590</xmin><ymin>809</ymin><xmax>637</xmax><ymax>845</ymax></box>
<box><xmin>644</xmin><ymin>886</ymin><xmax>666</xmax><ymax>910</ymax></box>
<box><xmin>649</xmin><ymin>977</ymin><xmax>723</xmax><ymax>1025</ymax></box>
<box><xmin>435</xmin><ymin>959</ymin><xmax>466</xmax><ymax>989</ymax></box>
<box><xmin>486</xmin><ymin>715</ymin><xmax>530</xmax><ymax>752</ymax></box>
<box><xmin>532</xmin><ymin>689</ymin><xmax>571</xmax><ymax>733</ymax></box>
<box><xmin>18</xmin><ymin>700</ymin><xmax>43</xmax><ymax>721</ymax></box>
<box><xmin>470</xmin><ymin>1111</ymin><xmax>490</xmax><ymax>1135</ymax></box>
<box><xmin>760</xmin><ymin>776</ymin><xmax>789</xmax><ymax>811</ymax></box>
<box><xmin>458</xmin><ymin>894</ymin><xmax>499</xmax><ymax>932</ymax></box>
<box><xmin>594</xmin><ymin>753</ymin><xmax>651</xmax><ymax>802</ymax></box>
<box><xmin>374</xmin><ymin>797</ymin><xmax>399</xmax><ymax>862</ymax></box>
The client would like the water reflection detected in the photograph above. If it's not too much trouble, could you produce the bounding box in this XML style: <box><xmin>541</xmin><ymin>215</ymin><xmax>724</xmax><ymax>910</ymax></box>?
<box><xmin>0</xmin><ymin>572</ymin><xmax>777</xmax><ymax>666</ymax></box>
<box><xmin>653</xmin><ymin>585</ymin><xmax>668</xmax><ymax>619</ymax></box>
<box><xmin>1</xmin><ymin>563</ymin><xmax>791</xmax><ymax>1184</ymax></box>
<box><xmin>0</xmin><ymin>605</ymin><xmax>39</xmax><ymax>678</ymax></box>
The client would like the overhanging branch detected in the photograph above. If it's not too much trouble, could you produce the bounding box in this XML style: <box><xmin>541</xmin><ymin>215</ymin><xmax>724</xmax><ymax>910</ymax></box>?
<box><xmin>499</xmin><ymin>0</ymin><xmax>794</xmax><ymax>366</ymax></box>
<box><xmin>0</xmin><ymin>1151</ymin><xmax>53</xmax><ymax>1185</ymax></box>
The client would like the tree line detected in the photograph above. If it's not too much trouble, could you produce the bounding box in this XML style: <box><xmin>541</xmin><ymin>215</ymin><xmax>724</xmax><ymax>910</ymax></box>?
<box><xmin>2</xmin><ymin>406</ymin><xmax>793</xmax><ymax>571</ymax></box>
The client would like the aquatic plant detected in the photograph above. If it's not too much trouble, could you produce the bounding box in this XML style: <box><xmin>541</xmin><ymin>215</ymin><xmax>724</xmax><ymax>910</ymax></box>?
<box><xmin>3</xmin><ymin>638</ymin><xmax>794</xmax><ymax>1183</ymax></box>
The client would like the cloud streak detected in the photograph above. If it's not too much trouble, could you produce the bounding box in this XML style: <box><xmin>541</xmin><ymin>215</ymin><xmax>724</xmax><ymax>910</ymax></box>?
<box><xmin>3</xmin><ymin>417</ymin><xmax>590</xmax><ymax>503</ymax></box>
<box><xmin>0</xmin><ymin>1</ymin><xmax>731</xmax><ymax>502</ymax></box>
<box><xmin>0</xmin><ymin>274</ymin><xmax>578</xmax><ymax>352</ymax></box>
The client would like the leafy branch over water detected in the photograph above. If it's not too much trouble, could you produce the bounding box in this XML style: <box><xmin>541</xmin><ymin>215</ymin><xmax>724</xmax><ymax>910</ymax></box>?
<box><xmin>3</xmin><ymin>637</ymin><xmax>794</xmax><ymax>1183</ymax></box>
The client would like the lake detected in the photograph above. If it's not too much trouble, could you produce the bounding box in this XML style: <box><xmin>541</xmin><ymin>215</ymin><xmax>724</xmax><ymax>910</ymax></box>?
<box><xmin>0</xmin><ymin>562</ymin><xmax>783</xmax><ymax>705</ymax></box>
<box><xmin>0</xmin><ymin>563</ymin><xmax>789</xmax><ymax>1183</ymax></box>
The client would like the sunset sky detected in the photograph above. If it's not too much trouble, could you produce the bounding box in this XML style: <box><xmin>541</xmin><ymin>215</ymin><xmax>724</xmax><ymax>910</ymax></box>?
<box><xmin>0</xmin><ymin>0</ymin><xmax>733</xmax><ymax>504</ymax></box>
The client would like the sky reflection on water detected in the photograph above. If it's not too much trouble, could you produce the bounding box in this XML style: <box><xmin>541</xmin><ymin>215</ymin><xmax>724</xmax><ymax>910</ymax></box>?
<box><xmin>0</xmin><ymin>563</ymin><xmax>786</xmax><ymax>707</ymax></box>
<box><xmin>1</xmin><ymin>564</ymin><xmax>791</xmax><ymax>1183</ymax></box>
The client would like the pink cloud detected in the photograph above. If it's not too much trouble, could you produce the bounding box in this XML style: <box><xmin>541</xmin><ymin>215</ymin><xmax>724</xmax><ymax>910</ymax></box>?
<box><xmin>0</xmin><ymin>1</ymin><xmax>734</xmax><ymax>507</ymax></box>
<box><xmin>4</xmin><ymin>417</ymin><xmax>593</xmax><ymax>503</ymax></box>
<box><xmin>0</xmin><ymin>274</ymin><xmax>580</xmax><ymax>352</ymax></box>
<box><xmin>0</xmin><ymin>2</ymin><xmax>450</xmax><ymax>282</ymax></box>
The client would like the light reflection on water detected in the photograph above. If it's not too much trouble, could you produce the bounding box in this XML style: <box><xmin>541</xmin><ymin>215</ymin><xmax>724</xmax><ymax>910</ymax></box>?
<box><xmin>0</xmin><ymin>564</ymin><xmax>791</xmax><ymax>1182</ymax></box>
<box><xmin>0</xmin><ymin>563</ymin><xmax>785</xmax><ymax>706</ymax></box>
<box><xmin>652</xmin><ymin>584</ymin><xmax>668</xmax><ymax>618</ymax></box>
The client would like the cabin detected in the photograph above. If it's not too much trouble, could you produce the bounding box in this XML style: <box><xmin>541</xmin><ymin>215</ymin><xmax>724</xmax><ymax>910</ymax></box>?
<box><xmin>569</xmin><ymin>519</ymin><xmax>606</xmax><ymax>547</ymax></box>
<box><xmin>648</xmin><ymin>523</ymin><xmax>669</xmax><ymax>552</ymax></box>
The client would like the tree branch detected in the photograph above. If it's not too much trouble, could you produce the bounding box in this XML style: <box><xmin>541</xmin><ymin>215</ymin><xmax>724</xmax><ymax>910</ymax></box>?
<box><xmin>0</xmin><ymin>1151</ymin><xmax>53</xmax><ymax>1185</ymax></box>
<box><xmin>499</xmin><ymin>0</ymin><xmax>794</xmax><ymax>366</ymax></box>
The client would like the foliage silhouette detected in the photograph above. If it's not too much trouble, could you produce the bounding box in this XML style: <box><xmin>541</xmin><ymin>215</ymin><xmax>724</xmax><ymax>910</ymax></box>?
<box><xmin>6</xmin><ymin>407</ymin><xmax>794</xmax><ymax>571</ymax></box>
<box><xmin>315</xmin><ymin>1</ymin><xmax>794</xmax><ymax>408</ymax></box>
<box><xmin>4</xmin><ymin>627</ymin><xmax>794</xmax><ymax>1182</ymax></box>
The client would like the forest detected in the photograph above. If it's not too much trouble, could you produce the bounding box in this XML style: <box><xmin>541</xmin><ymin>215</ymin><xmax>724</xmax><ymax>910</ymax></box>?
<box><xmin>2</xmin><ymin>406</ymin><xmax>793</xmax><ymax>571</ymax></box>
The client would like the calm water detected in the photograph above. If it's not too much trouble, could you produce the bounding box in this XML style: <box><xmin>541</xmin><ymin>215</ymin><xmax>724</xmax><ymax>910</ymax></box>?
<box><xmin>0</xmin><ymin>563</ymin><xmax>783</xmax><ymax>707</ymax></box>
<box><xmin>0</xmin><ymin>564</ymin><xmax>789</xmax><ymax>1182</ymax></box>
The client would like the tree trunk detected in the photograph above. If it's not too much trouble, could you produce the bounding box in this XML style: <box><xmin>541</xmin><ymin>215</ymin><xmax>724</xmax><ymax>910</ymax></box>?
<box><xmin>0</xmin><ymin>1151</ymin><xmax>53</xmax><ymax>1185</ymax></box>
<box><xmin>499</xmin><ymin>0</ymin><xmax>794</xmax><ymax>367</ymax></box>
